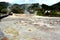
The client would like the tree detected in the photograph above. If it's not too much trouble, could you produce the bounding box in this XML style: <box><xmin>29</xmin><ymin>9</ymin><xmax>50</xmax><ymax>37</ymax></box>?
<box><xmin>28</xmin><ymin>3</ymin><xmax>40</xmax><ymax>14</ymax></box>
<box><xmin>11</xmin><ymin>5</ymin><xmax>24</xmax><ymax>13</ymax></box>
<box><xmin>52</xmin><ymin>2</ymin><xmax>60</xmax><ymax>11</ymax></box>
<box><xmin>1</xmin><ymin>8</ymin><xmax>7</xmax><ymax>13</ymax></box>
<box><xmin>0</xmin><ymin>2</ymin><xmax>9</xmax><ymax>13</ymax></box>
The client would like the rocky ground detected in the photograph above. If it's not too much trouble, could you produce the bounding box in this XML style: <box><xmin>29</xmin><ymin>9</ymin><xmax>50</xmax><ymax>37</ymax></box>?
<box><xmin>0</xmin><ymin>14</ymin><xmax>60</xmax><ymax>40</ymax></box>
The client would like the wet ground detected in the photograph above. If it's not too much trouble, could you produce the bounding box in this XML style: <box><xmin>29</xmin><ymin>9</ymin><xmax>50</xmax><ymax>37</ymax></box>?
<box><xmin>0</xmin><ymin>14</ymin><xmax>60</xmax><ymax>40</ymax></box>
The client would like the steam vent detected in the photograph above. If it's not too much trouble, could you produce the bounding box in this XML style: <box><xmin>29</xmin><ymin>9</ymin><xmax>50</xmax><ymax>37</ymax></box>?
<box><xmin>0</xmin><ymin>14</ymin><xmax>60</xmax><ymax>40</ymax></box>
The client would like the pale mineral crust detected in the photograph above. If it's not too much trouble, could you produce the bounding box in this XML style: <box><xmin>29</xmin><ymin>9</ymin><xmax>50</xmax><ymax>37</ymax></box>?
<box><xmin>0</xmin><ymin>14</ymin><xmax>60</xmax><ymax>40</ymax></box>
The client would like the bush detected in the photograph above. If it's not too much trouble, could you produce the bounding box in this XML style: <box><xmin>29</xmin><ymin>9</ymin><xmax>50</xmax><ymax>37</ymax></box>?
<box><xmin>49</xmin><ymin>11</ymin><xmax>60</xmax><ymax>17</ymax></box>
<box><xmin>1</xmin><ymin>8</ymin><xmax>7</xmax><ymax>13</ymax></box>
<box><xmin>37</xmin><ymin>9</ymin><xmax>43</xmax><ymax>16</ymax></box>
<box><xmin>12</xmin><ymin>9</ymin><xmax>24</xmax><ymax>13</ymax></box>
<box><xmin>11</xmin><ymin>6</ymin><xmax>24</xmax><ymax>13</ymax></box>
<box><xmin>37</xmin><ymin>11</ymin><xmax>42</xmax><ymax>16</ymax></box>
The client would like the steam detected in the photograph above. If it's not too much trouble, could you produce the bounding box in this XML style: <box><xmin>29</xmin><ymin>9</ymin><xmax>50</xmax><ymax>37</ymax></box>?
<box><xmin>24</xmin><ymin>5</ymin><xmax>31</xmax><ymax>14</ymax></box>
<box><xmin>24</xmin><ymin>10</ymin><xmax>30</xmax><ymax>14</ymax></box>
<box><xmin>7</xmin><ymin>4</ymin><xmax>13</xmax><ymax>14</ymax></box>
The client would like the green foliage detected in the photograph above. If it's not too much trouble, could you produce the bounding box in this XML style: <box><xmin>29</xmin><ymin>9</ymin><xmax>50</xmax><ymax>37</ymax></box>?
<box><xmin>12</xmin><ymin>8</ymin><xmax>23</xmax><ymax>13</ymax></box>
<box><xmin>0</xmin><ymin>2</ymin><xmax>60</xmax><ymax>17</ymax></box>
<box><xmin>31</xmin><ymin>3</ymin><xmax>40</xmax><ymax>10</ymax></box>
<box><xmin>1</xmin><ymin>8</ymin><xmax>7</xmax><ymax>13</ymax></box>
<box><xmin>28</xmin><ymin>3</ymin><xmax>40</xmax><ymax>14</ymax></box>
<box><xmin>0</xmin><ymin>2</ymin><xmax>9</xmax><ymax>13</ymax></box>
<box><xmin>11</xmin><ymin>5</ymin><xmax>24</xmax><ymax>13</ymax></box>
<box><xmin>37</xmin><ymin>9</ymin><xmax>42</xmax><ymax>16</ymax></box>
<box><xmin>52</xmin><ymin>2</ymin><xmax>60</xmax><ymax>11</ymax></box>
<box><xmin>49</xmin><ymin>11</ymin><xmax>60</xmax><ymax>17</ymax></box>
<box><xmin>41</xmin><ymin>4</ymin><xmax>49</xmax><ymax>10</ymax></box>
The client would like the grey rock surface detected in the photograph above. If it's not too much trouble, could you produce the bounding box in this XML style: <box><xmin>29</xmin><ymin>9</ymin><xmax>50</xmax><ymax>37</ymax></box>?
<box><xmin>0</xmin><ymin>14</ymin><xmax>60</xmax><ymax>40</ymax></box>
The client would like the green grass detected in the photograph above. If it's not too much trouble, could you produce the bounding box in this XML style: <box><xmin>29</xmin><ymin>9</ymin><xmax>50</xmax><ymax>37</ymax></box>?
<box><xmin>37</xmin><ymin>11</ymin><xmax>60</xmax><ymax>17</ymax></box>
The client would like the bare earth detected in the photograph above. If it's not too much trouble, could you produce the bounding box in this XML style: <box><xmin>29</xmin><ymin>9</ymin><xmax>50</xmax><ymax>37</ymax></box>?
<box><xmin>0</xmin><ymin>14</ymin><xmax>60</xmax><ymax>40</ymax></box>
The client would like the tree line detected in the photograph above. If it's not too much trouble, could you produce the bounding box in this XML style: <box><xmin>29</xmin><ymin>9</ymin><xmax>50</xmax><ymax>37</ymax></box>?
<box><xmin>0</xmin><ymin>2</ymin><xmax>60</xmax><ymax>16</ymax></box>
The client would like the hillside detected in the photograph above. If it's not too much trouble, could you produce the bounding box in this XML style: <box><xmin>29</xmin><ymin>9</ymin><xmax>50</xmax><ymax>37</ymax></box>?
<box><xmin>52</xmin><ymin>2</ymin><xmax>60</xmax><ymax>11</ymax></box>
<box><xmin>0</xmin><ymin>2</ymin><xmax>60</xmax><ymax>17</ymax></box>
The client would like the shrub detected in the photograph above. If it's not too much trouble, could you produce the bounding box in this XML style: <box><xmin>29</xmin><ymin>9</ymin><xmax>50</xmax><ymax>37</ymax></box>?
<box><xmin>1</xmin><ymin>8</ymin><xmax>7</xmax><ymax>13</ymax></box>
<box><xmin>49</xmin><ymin>11</ymin><xmax>59</xmax><ymax>17</ymax></box>
<box><xmin>37</xmin><ymin>9</ymin><xmax>43</xmax><ymax>16</ymax></box>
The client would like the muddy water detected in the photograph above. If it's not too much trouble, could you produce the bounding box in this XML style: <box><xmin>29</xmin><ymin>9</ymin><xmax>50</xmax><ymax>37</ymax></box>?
<box><xmin>0</xmin><ymin>15</ymin><xmax>60</xmax><ymax>40</ymax></box>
